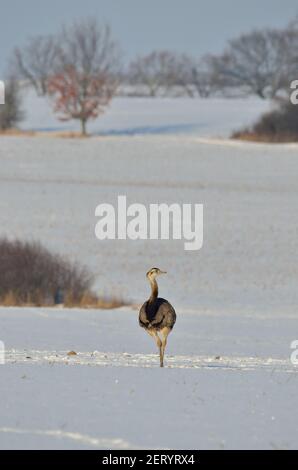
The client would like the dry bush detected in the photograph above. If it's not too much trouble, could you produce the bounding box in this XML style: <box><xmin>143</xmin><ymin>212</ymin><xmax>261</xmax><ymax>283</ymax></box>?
<box><xmin>0</xmin><ymin>238</ymin><xmax>126</xmax><ymax>308</ymax></box>
<box><xmin>232</xmin><ymin>100</ymin><xmax>298</xmax><ymax>142</ymax></box>
<box><xmin>0</xmin><ymin>78</ymin><xmax>24</xmax><ymax>130</ymax></box>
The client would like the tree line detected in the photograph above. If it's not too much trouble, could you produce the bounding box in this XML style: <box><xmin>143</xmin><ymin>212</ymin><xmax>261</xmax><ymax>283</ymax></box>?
<box><xmin>1</xmin><ymin>17</ymin><xmax>298</xmax><ymax>135</ymax></box>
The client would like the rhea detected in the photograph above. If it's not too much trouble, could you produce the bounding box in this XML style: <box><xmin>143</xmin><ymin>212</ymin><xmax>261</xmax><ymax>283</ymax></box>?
<box><xmin>139</xmin><ymin>268</ymin><xmax>176</xmax><ymax>367</ymax></box>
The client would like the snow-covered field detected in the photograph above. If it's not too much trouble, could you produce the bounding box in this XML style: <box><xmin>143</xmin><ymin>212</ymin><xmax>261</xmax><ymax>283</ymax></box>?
<box><xmin>0</xmin><ymin>97</ymin><xmax>297</xmax><ymax>449</ymax></box>
<box><xmin>0</xmin><ymin>306</ymin><xmax>297</xmax><ymax>450</ymax></box>
<box><xmin>22</xmin><ymin>93</ymin><xmax>270</xmax><ymax>137</ymax></box>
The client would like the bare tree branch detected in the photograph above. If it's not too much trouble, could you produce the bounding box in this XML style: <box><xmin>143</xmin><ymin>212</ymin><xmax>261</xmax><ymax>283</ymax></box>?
<box><xmin>11</xmin><ymin>36</ymin><xmax>58</xmax><ymax>96</ymax></box>
<box><xmin>207</xmin><ymin>26</ymin><xmax>298</xmax><ymax>98</ymax></box>
<box><xmin>47</xmin><ymin>19</ymin><xmax>121</xmax><ymax>135</ymax></box>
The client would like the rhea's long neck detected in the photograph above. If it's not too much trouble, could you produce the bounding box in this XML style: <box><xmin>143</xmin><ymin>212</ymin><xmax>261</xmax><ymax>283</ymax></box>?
<box><xmin>148</xmin><ymin>277</ymin><xmax>158</xmax><ymax>303</ymax></box>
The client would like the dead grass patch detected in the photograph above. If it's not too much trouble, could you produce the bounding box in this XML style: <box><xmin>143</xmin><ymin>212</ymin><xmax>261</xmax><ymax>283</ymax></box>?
<box><xmin>232</xmin><ymin>100</ymin><xmax>298</xmax><ymax>143</ymax></box>
<box><xmin>232</xmin><ymin>130</ymin><xmax>298</xmax><ymax>143</ymax></box>
<box><xmin>0</xmin><ymin>128</ymin><xmax>36</xmax><ymax>137</ymax></box>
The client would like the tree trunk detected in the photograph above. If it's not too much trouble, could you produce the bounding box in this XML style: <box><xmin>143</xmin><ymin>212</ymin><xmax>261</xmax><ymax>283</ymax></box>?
<box><xmin>256</xmin><ymin>89</ymin><xmax>266</xmax><ymax>99</ymax></box>
<box><xmin>81</xmin><ymin>119</ymin><xmax>87</xmax><ymax>136</ymax></box>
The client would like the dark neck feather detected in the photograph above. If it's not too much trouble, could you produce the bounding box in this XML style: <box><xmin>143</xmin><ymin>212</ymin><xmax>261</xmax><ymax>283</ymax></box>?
<box><xmin>148</xmin><ymin>277</ymin><xmax>158</xmax><ymax>303</ymax></box>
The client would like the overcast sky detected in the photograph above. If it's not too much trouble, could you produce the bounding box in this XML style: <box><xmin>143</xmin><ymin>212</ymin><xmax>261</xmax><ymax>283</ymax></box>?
<box><xmin>0</xmin><ymin>0</ymin><xmax>297</xmax><ymax>75</ymax></box>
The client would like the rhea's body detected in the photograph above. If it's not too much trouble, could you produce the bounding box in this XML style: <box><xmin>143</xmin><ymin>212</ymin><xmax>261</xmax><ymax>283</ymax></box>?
<box><xmin>139</xmin><ymin>298</ymin><xmax>176</xmax><ymax>331</ymax></box>
<box><xmin>139</xmin><ymin>268</ymin><xmax>176</xmax><ymax>367</ymax></box>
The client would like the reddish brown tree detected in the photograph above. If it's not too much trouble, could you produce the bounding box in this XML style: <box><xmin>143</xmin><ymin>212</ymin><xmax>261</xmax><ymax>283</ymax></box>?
<box><xmin>47</xmin><ymin>20</ymin><xmax>120</xmax><ymax>135</ymax></box>
<box><xmin>47</xmin><ymin>66</ymin><xmax>113</xmax><ymax>135</ymax></box>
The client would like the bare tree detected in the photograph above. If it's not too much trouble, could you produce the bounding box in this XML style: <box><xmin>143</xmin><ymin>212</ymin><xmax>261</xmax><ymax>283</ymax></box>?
<box><xmin>172</xmin><ymin>54</ymin><xmax>214</xmax><ymax>98</ymax></box>
<box><xmin>128</xmin><ymin>51</ymin><xmax>214</xmax><ymax>98</ymax></box>
<box><xmin>129</xmin><ymin>51</ymin><xmax>179</xmax><ymax>96</ymax></box>
<box><xmin>0</xmin><ymin>78</ymin><xmax>24</xmax><ymax>130</ymax></box>
<box><xmin>11</xmin><ymin>36</ymin><xmax>58</xmax><ymax>96</ymax></box>
<box><xmin>47</xmin><ymin>20</ymin><xmax>121</xmax><ymax>135</ymax></box>
<box><xmin>281</xmin><ymin>21</ymin><xmax>298</xmax><ymax>87</ymax></box>
<box><xmin>207</xmin><ymin>28</ymin><xmax>298</xmax><ymax>98</ymax></box>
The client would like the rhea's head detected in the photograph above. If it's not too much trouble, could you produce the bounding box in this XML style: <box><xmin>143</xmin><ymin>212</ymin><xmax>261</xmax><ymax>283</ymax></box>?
<box><xmin>146</xmin><ymin>267</ymin><xmax>167</xmax><ymax>280</ymax></box>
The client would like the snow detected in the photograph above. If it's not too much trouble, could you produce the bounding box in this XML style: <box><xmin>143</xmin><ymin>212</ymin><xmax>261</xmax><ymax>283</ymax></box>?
<box><xmin>0</xmin><ymin>306</ymin><xmax>297</xmax><ymax>450</ymax></box>
<box><xmin>0</xmin><ymin>132</ymin><xmax>297</xmax><ymax>312</ymax></box>
<box><xmin>0</xmin><ymin>96</ymin><xmax>297</xmax><ymax>449</ymax></box>
<box><xmin>21</xmin><ymin>91</ymin><xmax>271</xmax><ymax>137</ymax></box>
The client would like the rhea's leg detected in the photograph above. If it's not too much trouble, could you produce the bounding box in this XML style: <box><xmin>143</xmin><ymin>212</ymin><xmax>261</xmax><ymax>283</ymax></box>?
<box><xmin>159</xmin><ymin>327</ymin><xmax>171</xmax><ymax>368</ymax></box>
<box><xmin>146</xmin><ymin>329</ymin><xmax>162</xmax><ymax>365</ymax></box>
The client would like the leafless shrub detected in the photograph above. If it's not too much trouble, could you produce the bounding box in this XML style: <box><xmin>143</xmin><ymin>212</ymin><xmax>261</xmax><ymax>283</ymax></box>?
<box><xmin>0</xmin><ymin>239</ymin><xmax>93</xmax><ymax>306</ymax></box>
<box><xmin>232</xmin><ymin>99</ymin><xmax>298</xmax><ymax>142</ymax></box>
<box><xmin>0</xmin><ymin>78</ymin><xmax>24</xmax><ymax>130</ymax></box>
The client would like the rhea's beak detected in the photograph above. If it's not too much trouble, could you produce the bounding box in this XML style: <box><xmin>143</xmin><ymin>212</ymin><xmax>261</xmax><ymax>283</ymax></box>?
<box><xmin>160</xmin><ymin>270</ymin><xmax>167</xmax><ymax>274</ymax></box>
